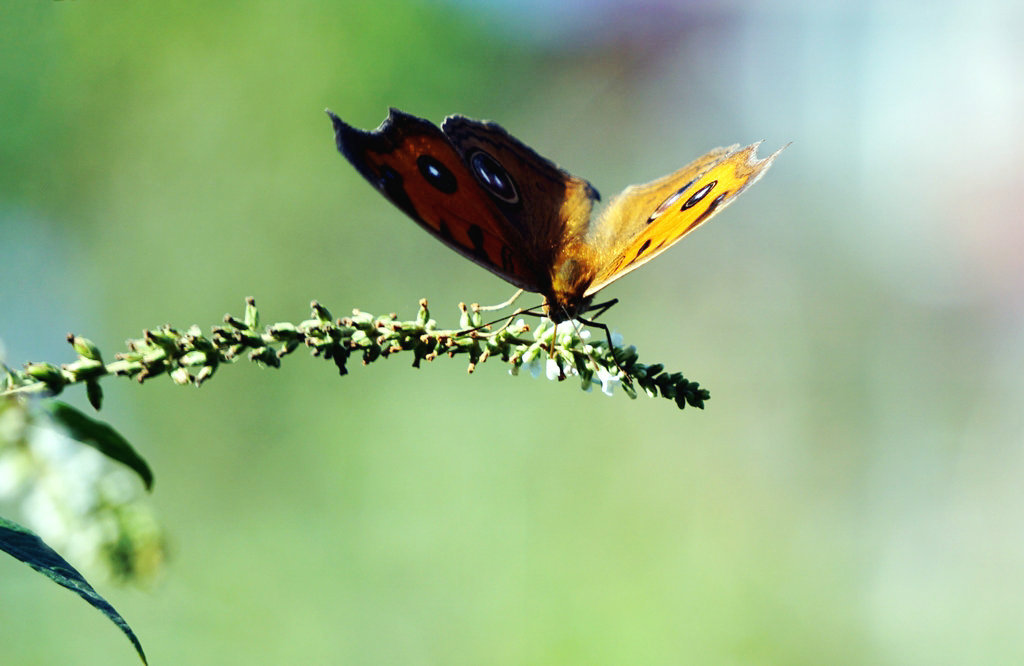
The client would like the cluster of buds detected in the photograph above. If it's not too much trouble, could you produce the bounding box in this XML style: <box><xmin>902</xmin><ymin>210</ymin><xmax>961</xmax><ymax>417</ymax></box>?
<box><xmin>2</xmin><ymin>297</ymin><xmax>709</xmax><ymax>411</ymax></box>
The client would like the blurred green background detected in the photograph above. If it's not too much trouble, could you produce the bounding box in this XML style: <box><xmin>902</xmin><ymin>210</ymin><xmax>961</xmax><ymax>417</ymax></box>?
<box><xmin>3</xmin><ymin>1</ymin><xmax>1023</xmax><ymax>664</ymax></box>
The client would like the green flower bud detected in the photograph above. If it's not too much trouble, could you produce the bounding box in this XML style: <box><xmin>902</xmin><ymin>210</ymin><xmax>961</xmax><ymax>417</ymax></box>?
<box><xmin>68</xmin><ymin>334</ymin><xmax>103</xmax><ymax>363</ymax></box>
<box><xmin>170</xmin><ymin>367</ymin><xmax>191</xmax><ymax>385</ymax></box>
<box><xmin>244</xmin><ymin>297</ymin><xmax>259</xmax><ymax>329</ymax></box>
<box><xmin>86</xmin><ymin>379</ymin><xmax>103</xmax><ymax>409</ymax></box>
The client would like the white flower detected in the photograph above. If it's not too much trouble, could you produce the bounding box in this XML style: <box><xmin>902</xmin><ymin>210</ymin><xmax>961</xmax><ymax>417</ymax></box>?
<box><xmin>595</xmin><ymin>366</ymin><xmax>622</xmax><ymax>396</ymax></box>
<box><xmin>552</xmin><ymin>320</ymin><xmax>592</xmax><ymax>348</ymax></box>
<box><xmin>524</xmin><ymin>355</ymin><xmax>544</xmax><ymax>378</ymax></box>
<box><xmin>518</xmin><ymin>345</ymin><xmax>545</xmax><ymax>378</ymax></box>
<box><xmin>531</xmin><ymin>319</ymin><xmax>552</xmax><ymax>341</ymax></box>
<box><xmin>553</xmin><ymin>320</ymin><xmax>579</xmax><ymax>336</ymax></box>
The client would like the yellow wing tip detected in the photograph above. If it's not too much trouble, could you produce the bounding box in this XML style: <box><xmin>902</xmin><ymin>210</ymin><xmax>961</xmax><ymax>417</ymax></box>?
<box><xmin>711</xmin><ymin>140</ymin><xmax>787</xmax><ymax>197</ymax></box>
<box><xmin>743</xmin><ymin>140</ymin><xmax>790</xmax><ymax>167</ymax></box>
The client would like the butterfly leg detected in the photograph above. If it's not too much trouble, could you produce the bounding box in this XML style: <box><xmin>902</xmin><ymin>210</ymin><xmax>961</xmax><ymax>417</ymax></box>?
<box><xmin>580</xmin><ymin>298</ymin><xmax>618</xmax><ymax>321</ymax></box>
<box><xmin>576</xmin><ymin>315</ymin><xmax>630</xmax><ymax>382</ymax></box>
<box><xmin>484</xmin><ymin>307</ymin><xmax>631</xmax><ymax>386</ymax></box>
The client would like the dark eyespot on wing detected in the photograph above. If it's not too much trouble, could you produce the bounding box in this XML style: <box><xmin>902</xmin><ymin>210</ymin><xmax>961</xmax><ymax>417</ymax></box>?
<box><xmin>469</xmin><ymin>150</ymin><xmax>519</xmax><ymax>204</ymax></box>
<box><xmin>634</xmin><ymin>238</ymin><xmax>652</xmax><ymax>259</ymax></box>
<box><xmin>647</xmin><ymin>178</ymin><xmax>697</xmax><ymax>223</ymax></box>
<box><xmin>688</xmin><ymin>191</ymin><xmax>730</xmax><ymax>231</ymax></box>
<box><xmin>416</xmin><ymin>155</ymin><xmax>458</xmax><ymax>194</ymax></box>
<box><xmin>680</xmin><ymin>180</ymin><xmax>717</xmax><ymax>210</ymax></box>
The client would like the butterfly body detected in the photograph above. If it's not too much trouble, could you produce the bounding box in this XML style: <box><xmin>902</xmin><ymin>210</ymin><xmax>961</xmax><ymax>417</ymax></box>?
<box><xmin>329</xmin><ymin>108</ymin><xmax>781</xmax><ymax>322</ymax></box>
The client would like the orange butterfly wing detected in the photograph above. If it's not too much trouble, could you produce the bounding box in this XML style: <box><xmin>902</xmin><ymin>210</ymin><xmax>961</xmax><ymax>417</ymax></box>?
<box><xmin>329</xmin><ymin>108</ymin><xmax>539</xmax><ymax>291</ymax></box>
<box><xmin>329</xmin><ymin>108</ymin><xmax>599</xmax><ymax>297</ymax></box>
<box><xmin>582</xmin><ymin>142</ymin><xmax>784</xmax><ymax>296</ymax></box>
<box><xmin>441</xmin><ymin>115</ymin><xmax>599</xmax><ymax>269</ymax></box>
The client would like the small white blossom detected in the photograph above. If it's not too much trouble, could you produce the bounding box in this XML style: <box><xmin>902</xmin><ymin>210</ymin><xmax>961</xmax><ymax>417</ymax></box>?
<box><xmin>596</xmin><ymin>366</ymin><xmax>622</xmax><ymax>396</ymax></box>
<box><xmin>531</xmin><ymin>319</ymin><xmax>552</xmax><ymax>341</ymax></box>
<box><xmin>517</xmin><ymin>344</ymin><xmax>545</xmax><ymax>378</ymax></box>
<box><xmin>524</xmin><ymin>355</ymin><xmax>544</xmax><ymax>378</ymax></box>
<box><xmin>553</xmin><ymin>320</ymin><xmax>579</xmax><ymax>336</ymax></box>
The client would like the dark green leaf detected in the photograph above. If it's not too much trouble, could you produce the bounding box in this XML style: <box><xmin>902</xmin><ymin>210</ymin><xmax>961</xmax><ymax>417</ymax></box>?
<box><xmin>46</xmin><ymin>401</ymin><xmax>154</xmax><ymax>491</ymax></box>
<box><xmin>0</xmin><ymin>516</ymin><xmax>147</xmax><ymax>665</ymax></box>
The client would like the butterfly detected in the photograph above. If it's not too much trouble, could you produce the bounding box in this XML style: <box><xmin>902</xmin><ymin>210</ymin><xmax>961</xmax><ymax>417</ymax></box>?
<box><xmin>328</xmin><ymin>108</ymin><xmax>782</xmax><ymax>323</ymax></box>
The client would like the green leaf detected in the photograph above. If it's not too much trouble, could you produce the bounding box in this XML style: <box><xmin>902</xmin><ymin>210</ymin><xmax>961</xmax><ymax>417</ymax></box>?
<box><xmin>0</xmin><ymin>516</ymin><xmax>148</xmax><ymax>665</ymax></box>
<box><xmin>46</xmin><ymin>401</ymin><xmax>154</xmax><ymax>491</ymax></box>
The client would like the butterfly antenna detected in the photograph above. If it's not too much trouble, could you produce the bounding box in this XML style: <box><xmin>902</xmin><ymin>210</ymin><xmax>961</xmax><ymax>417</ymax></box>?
<box><xmin>457</xmin><ymin>298</ymin><xmax>544</xmax><ymax>338</ymax></box>
<box><xmin>475</xmin><ymin>289</ymin><xmax>525</xmax><ymax>312</ymax></box>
